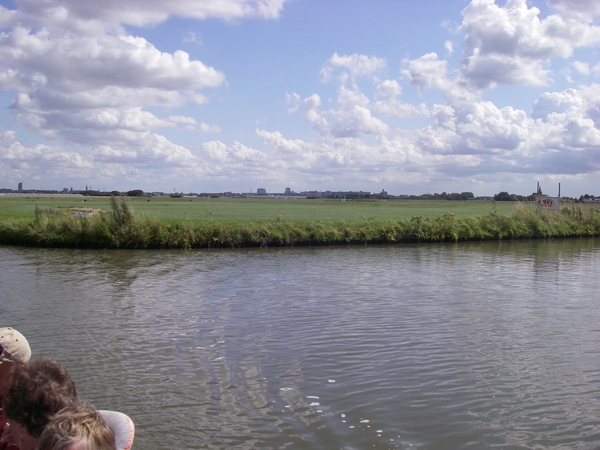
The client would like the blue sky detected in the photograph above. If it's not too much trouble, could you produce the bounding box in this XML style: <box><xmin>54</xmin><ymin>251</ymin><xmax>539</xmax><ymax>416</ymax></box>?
<box><xmin>0</xmin><ymin>0</ymin><xmax>599</xmax><ymax>197</ymax></box>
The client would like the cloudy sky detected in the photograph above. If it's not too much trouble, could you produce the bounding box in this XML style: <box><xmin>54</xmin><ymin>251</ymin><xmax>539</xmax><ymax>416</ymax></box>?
<box><xmin>0</xmin><ymin>0</ymin><xmax>599</xmax><ymax>196</ymax></box>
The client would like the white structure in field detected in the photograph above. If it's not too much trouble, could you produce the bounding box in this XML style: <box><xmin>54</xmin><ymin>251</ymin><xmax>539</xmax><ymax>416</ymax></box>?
<box><xmin>536</xmin><ymin>196</ymin><xmax>560</xmax><ymax>210</ymax></box>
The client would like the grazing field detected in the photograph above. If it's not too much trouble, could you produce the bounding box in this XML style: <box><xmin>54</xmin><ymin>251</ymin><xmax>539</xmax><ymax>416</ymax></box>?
<box><xmin>0</xmin><ymin>195</ymin><xmax>520</xmax><ymax>221</ymax></box>
<box><xmin>1</xmin><ymin>195</ymin><xmax>598</xmax><ymax>249</ymax></box>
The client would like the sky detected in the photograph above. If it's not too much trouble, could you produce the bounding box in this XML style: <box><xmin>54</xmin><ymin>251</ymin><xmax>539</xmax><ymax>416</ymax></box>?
<box><xmin>0</xmin><ymin>0</ymin><xmax>599</xmax><ymax>197</ymax></box>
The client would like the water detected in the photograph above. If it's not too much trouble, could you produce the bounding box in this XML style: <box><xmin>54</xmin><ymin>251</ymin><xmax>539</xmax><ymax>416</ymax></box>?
<box><xmin>1</xmin><ymin>239</ymin><xmax>600</xmax><ymax>449</ymax></box>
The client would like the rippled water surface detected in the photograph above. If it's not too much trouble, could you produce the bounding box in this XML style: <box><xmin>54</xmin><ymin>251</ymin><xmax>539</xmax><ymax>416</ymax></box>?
<box><xmin>2</xmin><ymin>239</ymin><xmax>600</xmax><ymax>449</ymax></box>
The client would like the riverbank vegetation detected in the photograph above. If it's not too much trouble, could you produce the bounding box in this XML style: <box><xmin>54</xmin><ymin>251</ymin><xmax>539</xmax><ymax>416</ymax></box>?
<box><xmin>0</xmin><ymin>196</ymin><xmax>598</xmax><ymax>249</ymax></box>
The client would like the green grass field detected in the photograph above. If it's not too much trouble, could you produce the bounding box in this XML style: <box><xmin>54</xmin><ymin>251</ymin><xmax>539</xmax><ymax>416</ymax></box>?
<box><xmin>0</xmin><ymin>195</ymin><xmax>524</xmax><ymax>222</ymax></box>
<box><xmin>0</xmin><ymin>195</ymin><xmax>598</xmax><ymax>248</ymax></box>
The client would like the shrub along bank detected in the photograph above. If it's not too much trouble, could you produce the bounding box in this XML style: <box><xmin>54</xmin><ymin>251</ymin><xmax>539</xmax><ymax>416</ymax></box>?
<box><xmin>0</xmin><ymin>197</ymin><xmax>598</xmax><ymax>249</ymax></box>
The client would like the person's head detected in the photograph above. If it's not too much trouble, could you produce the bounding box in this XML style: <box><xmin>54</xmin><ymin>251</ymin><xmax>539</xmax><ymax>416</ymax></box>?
<box><xmin>37</xmin><ymin>403</ymin><xmax>116</xmax><ymax>450</ymax></box>
<box><xmin>2</xmin><ymin>358</ymin><xmax>78</xmax><ymax>450</ymax></box>
<box><xmin>0</xmin><ymin>327</ymin><xmax>31</xmax><ymax>400</ymax></box>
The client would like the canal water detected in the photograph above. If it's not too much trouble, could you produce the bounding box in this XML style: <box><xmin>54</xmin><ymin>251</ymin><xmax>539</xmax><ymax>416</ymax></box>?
<box><xmin>1</xmin><ymin>239</ymin><xmax>599</xmax><ymax>449</ymax></box>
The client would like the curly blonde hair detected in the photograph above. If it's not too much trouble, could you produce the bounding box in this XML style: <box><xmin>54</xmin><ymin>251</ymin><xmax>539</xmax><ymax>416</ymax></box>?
<box><xmin>37</xmin><ymin>403</ymin><xmax>116</xmax><ymax>450</ymax></box>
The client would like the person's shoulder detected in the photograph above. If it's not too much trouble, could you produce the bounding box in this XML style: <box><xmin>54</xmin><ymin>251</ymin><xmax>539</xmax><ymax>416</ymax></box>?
<box><xmin>0</xmin><ymin>415</ymin><xmax>20</xmax><ymax>450</ymax></box>
<box><xmin>0</xmin><ymin>432</ymin><xmax>20</xmax><ymax>450</ymax></box>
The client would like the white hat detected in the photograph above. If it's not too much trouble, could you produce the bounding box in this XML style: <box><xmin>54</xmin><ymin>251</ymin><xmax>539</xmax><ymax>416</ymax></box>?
<box><xmin>0</xmin><ymin>327</ymin><xmax>31</xmax><ymax>364</ymax></box>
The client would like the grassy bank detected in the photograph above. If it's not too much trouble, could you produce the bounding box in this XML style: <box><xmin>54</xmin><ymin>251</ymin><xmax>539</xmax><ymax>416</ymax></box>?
<box><xmin>0</xmin><ymin>196</ymin><xmax>598</xmax><ymax>249</ymax></box>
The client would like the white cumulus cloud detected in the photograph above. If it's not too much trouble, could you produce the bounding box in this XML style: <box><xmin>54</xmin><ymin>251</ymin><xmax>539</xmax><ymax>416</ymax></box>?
<box><xmin>402</xmin><ymin>53</ymin><xmax>452</xmax><ymax>94</ymax></box>
<box><xmin>12</xmin><ymin>0</ymin><xmax>290</xmax><ymax>28</ymax></box>
<box><xmin>320</xmin><ymin>53</ymin><xmax>387</xmax><ymax>83</ymax></box>
<box><xmin>0</xmin><ymin>7</ymin><xmax>227</xmax><ymax>152</ymax></box>
<box><xmin>461</xmin><ymin>0</ymin><xmax>600</xmax><ymax>88</ymax></box>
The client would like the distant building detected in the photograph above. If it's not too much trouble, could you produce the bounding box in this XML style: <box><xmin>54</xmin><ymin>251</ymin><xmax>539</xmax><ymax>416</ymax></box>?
<box><xmin>285</xmin><ymin>187</ymin><xmax>291</xmax><ymax>195</ymax></box>
<box><xmin>257</xmin><ymin>188</ymin><xmax>267</xmax><ymax>195</ymax></box>
<box><xmin>18</xmin><ymin>182</ymin><xmax>22</xmax><ymax>192</ymax></box>
<box><xmin>380</xmin><ymin>189</ymin><xmax>388</xmax><ymax>198</ymax></box>
<box><xmin>300</xmin><ymin>191</ymin><xmax>321</xmax><ymax>198</ymax></box>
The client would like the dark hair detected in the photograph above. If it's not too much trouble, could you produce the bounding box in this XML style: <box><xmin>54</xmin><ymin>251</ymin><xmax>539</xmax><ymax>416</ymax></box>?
<box><xmin>37</xmin><ymin>403</ymin><xmax>116</xmax><ymax>450</ymax></box>
<box><xmin>2</xmin><ymin>358</ymin><xmax>78</xmax><ymax>438</ymax></box>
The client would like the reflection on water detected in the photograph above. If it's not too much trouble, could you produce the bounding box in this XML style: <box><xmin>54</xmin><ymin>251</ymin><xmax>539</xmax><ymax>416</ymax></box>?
<box><xmin>1</xmin><ymin>239</ymin><xmax>600</xmax><ymax>449</ymax></box>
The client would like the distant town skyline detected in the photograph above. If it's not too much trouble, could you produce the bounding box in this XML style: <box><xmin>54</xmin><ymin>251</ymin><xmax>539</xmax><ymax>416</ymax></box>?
<box><xmin>2</xmin><ymin>180</ymin><xmax>575</xmax><ymax>199</ymax></box>
<box><xmin>1</xmin><ymin>0</ymin><xmax>600</xmax><ymax>198</ymax></box>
